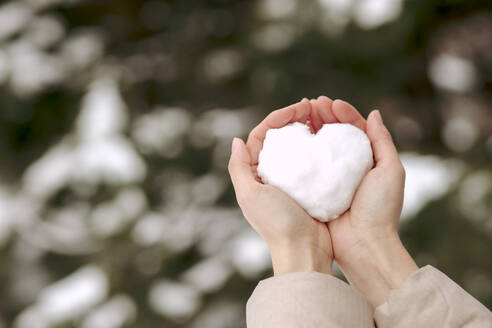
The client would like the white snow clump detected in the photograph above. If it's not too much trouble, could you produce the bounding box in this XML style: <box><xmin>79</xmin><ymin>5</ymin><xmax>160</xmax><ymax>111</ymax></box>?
<box><xmin>257</xmin><ymin>122</ymin><xmax>373</xmax><ymax>222</ymax></box>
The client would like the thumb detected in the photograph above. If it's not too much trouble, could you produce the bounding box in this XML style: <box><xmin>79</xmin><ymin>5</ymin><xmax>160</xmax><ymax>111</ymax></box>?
<box><xmin>367</xmin><ymin>110</ymin><xmax>401</xmax><ymax>169</ymax></box>
<box><xmin>228</xmin><ymin>137</ymin><xmax>258</xmax><ymax>198</ymax></box>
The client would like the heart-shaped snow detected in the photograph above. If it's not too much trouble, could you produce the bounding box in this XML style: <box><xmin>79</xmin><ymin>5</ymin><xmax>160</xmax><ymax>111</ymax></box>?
<box><xmin>257</xmin><ymin>122</ymin><xmax>373</xmax><ymax>222</ymax></box>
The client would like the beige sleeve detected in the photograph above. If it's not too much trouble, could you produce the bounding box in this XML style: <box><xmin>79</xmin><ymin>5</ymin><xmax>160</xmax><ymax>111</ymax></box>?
<box><xmin>246</xmin><ymin>271</ymin><xmax>374</xmax><ymax>328</ymax></box>
<box><xmin>375</xmin><ymin>265</ymin><xmax>492</xmax><ymax>328</ymax></box>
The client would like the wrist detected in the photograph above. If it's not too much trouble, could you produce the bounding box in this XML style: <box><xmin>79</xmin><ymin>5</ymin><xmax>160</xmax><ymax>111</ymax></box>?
<box><xmin>368</xmin><ymin>234</ymin><xmax>419</xmax><ymax>289</ymax></box>
<box><xmin>269</xmin><ymin>242</ymin><xmax>333</xmax><ymax>276</ymax></box>
<box><xmin>337</xmin><ymin>232</ymin><xmax>418</xmax><ymax>308</ymax></box>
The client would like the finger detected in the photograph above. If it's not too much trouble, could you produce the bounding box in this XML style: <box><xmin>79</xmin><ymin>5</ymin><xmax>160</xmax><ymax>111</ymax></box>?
<box><xmin>228</xmin><ymin>138</ymin><xmax>258</xmax><ymax>197</ymax></box>
<box><xmin>366</xmin><ymin>110</ymin><xmax>400</xmax><ymax>168</ymax></box>
<box><xmin>308</xmin><ymin>99</ymin><xmax>320</xmax><ymax>132</ymax></box>
<box><xmin>331</xmin><ymin>99</ymin><xmax>367</xmax><ymax>132</ymax></box>
<box><xmin>247</xmin><ymin>98</ymin><xmax>311</xmax><ymax>164</ymax></box>
<box><xmin>251</xmin><ymin>163</ymin><xmax>262</xmax><ymax>182</ymax></box>
<box><xmin>314</xmin><ymin>96</ymin><xmax>337</xmax><ymax>126</ymax></box>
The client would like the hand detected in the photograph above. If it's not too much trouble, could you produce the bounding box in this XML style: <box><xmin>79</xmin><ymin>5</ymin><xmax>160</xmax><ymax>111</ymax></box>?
<box><xmin>310</xmin><ymin>96</ymin><xmax>418</xmax><ymax>307</ymax></box>
<box><xmin>228</xmin><ymin>99</ymin><xmax>333</xmax><ymax>276</ymax></box>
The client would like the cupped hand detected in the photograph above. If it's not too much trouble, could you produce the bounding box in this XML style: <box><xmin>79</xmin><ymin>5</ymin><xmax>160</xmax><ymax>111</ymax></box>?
<box><xmin>310</xmin><ymin>96</ymin><xmax>418</xmax><ymax>307</ymax></box>
<box><xmin>228</xmin><ymin>99</ymin><xmax>333</xmax><ymax>276</ymax></box>
<box><xmin>309</xmin><ymin>96</ymin><xmax>403</xmax><ymax>260</ymax></box>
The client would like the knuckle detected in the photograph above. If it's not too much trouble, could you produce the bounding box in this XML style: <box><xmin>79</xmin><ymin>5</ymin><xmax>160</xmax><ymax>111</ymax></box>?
<box><xmin>247</xmin><ymin>129</ymin><xmax>256</xmax><ymax>143</ymax></box>
<box><xmin>383</xmin><ymin>127</ymin><xmax>395</xmax><ymax>142</ymax></box>
<box><xmin>227</xmin><ymin>158</ymin><xmax>235</xmax><ymax>174</ymax></box>
<box><xmin>248</xmin><ymin>126</ymin><xmax>262</xmax><ymax>143</ymax></box>
<box><xmin>394</xmin><ymin>164</ymin><xmax>406</xmax><ymax>180</ymax></box>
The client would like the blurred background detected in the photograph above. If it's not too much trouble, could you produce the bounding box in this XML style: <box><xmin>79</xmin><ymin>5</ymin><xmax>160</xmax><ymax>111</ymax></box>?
<box><xmin>0</xmin><ymin>0</ymin><xmax>491</xmax><ymax>327</ymax></box>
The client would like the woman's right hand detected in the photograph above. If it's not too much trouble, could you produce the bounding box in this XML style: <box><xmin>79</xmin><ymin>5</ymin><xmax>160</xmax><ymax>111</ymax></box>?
<box><xmin>228</xmin><ymin>99</ymin><xmax>333</xmax><ymax>276</ymax></box>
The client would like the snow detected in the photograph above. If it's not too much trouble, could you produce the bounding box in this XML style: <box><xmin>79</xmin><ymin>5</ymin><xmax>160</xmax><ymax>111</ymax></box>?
<box><xmin>257</xmin><ymin>122</ymin><xmax>373</xmax><ymax>222</ymax></box>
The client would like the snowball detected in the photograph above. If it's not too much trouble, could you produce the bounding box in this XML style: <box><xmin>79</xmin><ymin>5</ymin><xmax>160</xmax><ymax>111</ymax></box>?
<box><xmin>257</xmin><ymin>122</ymin><xmax>373</xmax><ymax>222</ymax></box>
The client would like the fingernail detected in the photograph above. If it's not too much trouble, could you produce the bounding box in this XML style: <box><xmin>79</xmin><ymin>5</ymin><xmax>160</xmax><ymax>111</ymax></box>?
<box><xmin>231</xmin><ymin>137</ymin><xmax>240</xmax><ymax>153</ymax></box>
<box><xmin>374</xmin><ymin>110</ymin><xmax>383</xmax><ymax>124</ymax></box>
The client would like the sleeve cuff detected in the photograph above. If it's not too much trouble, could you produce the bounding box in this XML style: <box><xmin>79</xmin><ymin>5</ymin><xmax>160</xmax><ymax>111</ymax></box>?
<box><xmin>247</xmin><ymin>271</ymin><xmax>374</xmax><ymax>328</ymax></box>
<box><xmin>375</xmin><ymin>265</ymin><xmax>492</xmax><ymax>327</ymax></box>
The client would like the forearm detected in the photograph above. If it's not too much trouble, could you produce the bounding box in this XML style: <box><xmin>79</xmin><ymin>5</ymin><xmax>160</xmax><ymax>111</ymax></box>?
<box><xmin>337</xmin><ymin>232</ymin><xmax>418</xmax><ymax>308</ymax></box>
